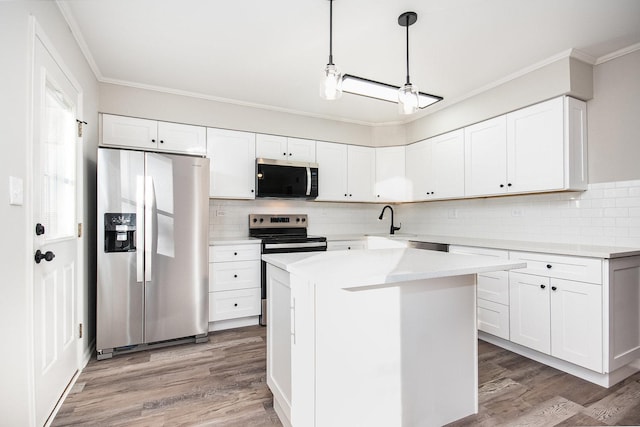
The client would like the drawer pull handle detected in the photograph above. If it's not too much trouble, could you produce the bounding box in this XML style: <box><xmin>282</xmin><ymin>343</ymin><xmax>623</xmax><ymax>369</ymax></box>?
<box><xmin>234</xmin><ymin>274</ymin><xmax>238</xmax><ymax>278</ymax></box>
<box><xmin>234</xmin><ymin>303</ymin><xmax>238</xmax><ymax>307</ymax></box>
<box><xmin>546</xmin><ymin>264</ymin><xmax>552</xmax><ymax>269</ymax></box>
<box><xmin>234</xmin><ymin>252</ymin><xmax>238</xmax><ymax>256</ymax></box>
<box><xmin>540</xmin><ymin>284</ymin><xmax>546</xmax><ymax>289</ymax></box>
<box><xmin>551</xmin><ymin>286</ymin><xmax>557</xmax><ymax>291</ymax></box>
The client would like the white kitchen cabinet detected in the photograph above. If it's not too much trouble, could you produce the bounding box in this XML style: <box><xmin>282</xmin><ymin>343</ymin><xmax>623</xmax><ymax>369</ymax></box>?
<box><xmin>316</xmin><ymin>141</ymin><xmax>375</xmax><ymax>202</ymax></box>
<box><xmin>208</xmin><ymin>242</ymin><xmax>261</xmax><ymax>326</ymax></box>
<box><xmin>101</xmin><ymin>114</ymin><xmax>206</xmax><ymax>155</ymax></box>
<box><xmin>509</xmin><ymin>255</ymin><xmax>603</xmax><ymax>372</ymax></box>
<box><xmin>327</xmin><ymin>240</ymin><xmax>367</xmax><ymax>251</ymax></box>
<box><xmin>375</xmin><ymin>146</ymin><xmax>407</xmax><ymax>202</ymax></box>
<box><xmin>206</xmin><ymin>128</ymin><xmax>256</xmax><ymax>199</ymax></box>
<box><xmin>449</xmin><ymin>245</ymin><xmax>510</xmax><ymax>339</ymax></box>
<box><xmin>465</xmin><ymin>97</ymin><xmax>587</xmax><ymax>198</ymax></box>
<box><xmin>406</xmin><ymin>129</ymin><xmax>464</xmax><ymax>201</ymax></box>
<box><xmin>256</xmin><ymin>134</ymin><xmax>316</xmax><ymax>162</ymax></box>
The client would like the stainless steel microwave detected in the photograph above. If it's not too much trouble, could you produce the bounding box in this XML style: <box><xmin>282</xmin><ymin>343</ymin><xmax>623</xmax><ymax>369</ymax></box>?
<box><xmin>256</xmin><ymin>158</ymin><xmax>319</xmax><ymax>199</ymax></box>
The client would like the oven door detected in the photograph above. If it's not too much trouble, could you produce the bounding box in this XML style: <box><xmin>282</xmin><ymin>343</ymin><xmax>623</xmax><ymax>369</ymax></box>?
<box><xmin>260</xmin><ymin>241</ymin><xmax>326</xmax><ymax>326</ymax></box>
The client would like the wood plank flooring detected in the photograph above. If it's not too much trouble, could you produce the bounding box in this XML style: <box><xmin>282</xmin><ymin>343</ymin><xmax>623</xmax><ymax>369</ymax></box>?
<box><xmin>54</xmin><ymin>326</ymin><xmax>640</xmax><ymax>426</ymax></box>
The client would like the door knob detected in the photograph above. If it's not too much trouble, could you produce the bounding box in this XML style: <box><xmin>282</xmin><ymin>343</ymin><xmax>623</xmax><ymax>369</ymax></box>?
<box><xmin>35</xmin><ymin>223</ymin><xmax>45</xmax><ymax>236</ymax></box>
<box><xmin>34</xmin><ymin>250</ymin><xmax>55</xmax><ymax>264</ymax></box>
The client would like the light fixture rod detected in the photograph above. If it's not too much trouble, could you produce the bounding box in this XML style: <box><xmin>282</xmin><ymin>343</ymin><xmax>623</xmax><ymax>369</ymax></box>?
<box><xmin>405</xmin><ymin>14</ymin><xmax>410</xmax><ymax>85</ymax></box>
<box><xmin>398</xmin><ymin>11</ymin><xmax>417</xmax><ymax>86</ymax></box>
<box><xmin>328</xmin><ymin>0</ymin><xmax>334</xmax><ymax>65</ymax></box>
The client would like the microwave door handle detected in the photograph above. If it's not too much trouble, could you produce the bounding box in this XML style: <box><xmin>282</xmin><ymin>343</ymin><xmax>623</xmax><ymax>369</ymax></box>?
<box><xmin>306</xmin><ymin>167</ymin><xmax>311</xmax><ymax>196</ymax></box>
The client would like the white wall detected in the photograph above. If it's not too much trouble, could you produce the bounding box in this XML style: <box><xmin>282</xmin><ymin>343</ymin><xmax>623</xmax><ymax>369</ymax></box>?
<box><xmin>0</xmin><ymin>2</ymin><xmax>98</xmax><ymax>425</ymax></box>
<box><xmin>588</xmin><ymin>49</ymin><xmax>640</xmax><ymax>183</ymax></box>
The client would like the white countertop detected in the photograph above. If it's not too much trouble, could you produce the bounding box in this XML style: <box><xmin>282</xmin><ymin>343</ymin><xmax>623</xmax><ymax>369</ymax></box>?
<box><xmin>262</xmin><ymin>248</ymin><xmax>526</xmax><ymax>289</ymax></box>
<box><xmin>325</xmin><ymin>233</ymin><xmax>640</xmax><ymax>259</ymax></box>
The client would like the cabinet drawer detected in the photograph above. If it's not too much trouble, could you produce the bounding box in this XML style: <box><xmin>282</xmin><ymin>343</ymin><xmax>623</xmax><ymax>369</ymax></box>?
<box><xmin>209</xmin><ymin>288</ymin><xmax>261</xmax><ymax>321</ymax></box>
<box><xmin>477</xmin><ymin>271</ymin><xmax>509</xmax><ymax>305</ymax></box>
<box><xmin>509</xmin><ymin>251</ymin><xmax>602</xmax><ymax>284</ymax></box>
<box><xmin>327</xmin><ymin>241</ymin><xmax>367</xmax><ymax>251</ymax></box>
<box><xmin>477</xmin><ymin>299</ymin><xmax>509</xmax><ymax>340</ymax></box>
<box><xmin>210</xmin><ymin>244</ymin><xmax>261</xmax><ymax>262</ymax></box>
<box><xmin>210</xmin><ymin>260</ymin><xmax>260</xmax><ymax>292</ymax></box>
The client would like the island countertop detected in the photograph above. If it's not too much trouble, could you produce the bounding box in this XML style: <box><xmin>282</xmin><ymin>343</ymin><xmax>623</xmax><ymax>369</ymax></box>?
<box><xmin>262</xmin><ymin>248</ymin><xmax>526</xmax><ymax>289</ymax></box>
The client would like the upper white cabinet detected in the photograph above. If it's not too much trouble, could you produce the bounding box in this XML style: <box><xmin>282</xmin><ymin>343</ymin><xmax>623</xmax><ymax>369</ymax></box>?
<box><xmin>256</xmin><ymin>134</ymin><xmax>316</xmax><ymax>162</ymax></box>
<box><xmin>465</xmin><ymin>97</ymin><xmax>587</xmax><ymax>198</ymax></box>
<box><xmin>316</xmin><ymin>142</ymin><xmax>375</xmax><ymax>202</ymax></box>
<box><xmin>206</xmin><ymin>128</ymin><xmax>256</xmax><ymax>199</ymax></box>
<box><xmin>406</xmin><ymin>129</ymin><xmax>465</xmax><ymax>201</ymax></box>
<box><xmin>375</xmin><ymin>146</ymin><xmax>407</xmax><ymax>202</ymax></box>
<box><xmin>101</xmin><ymin>114</ymin><xmax>206</xmax><ymax>155</ymax></box>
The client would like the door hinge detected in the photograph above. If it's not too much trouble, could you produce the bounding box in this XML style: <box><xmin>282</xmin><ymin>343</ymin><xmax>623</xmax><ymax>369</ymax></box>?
<box><xmin>77</xmin><ymin>223</ymin><xmax>82</xmax><ymax>238</ymax></box>
<box><xmin>78</xmin><ymin>323</ymin><xmax>83</xmax><ymax>339</ymax></box>
<box><xmin>76</xmin><ymin>119</ymin><xmax>87</xmax><ymax>137</ymax></box>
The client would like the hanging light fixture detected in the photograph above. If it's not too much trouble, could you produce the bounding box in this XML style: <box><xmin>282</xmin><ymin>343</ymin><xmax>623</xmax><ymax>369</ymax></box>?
<box><xmin>398</xmin><ymin>11</ymin><xmax>420</xmax><ymax>114</ymax></box>
<box><xmin>320</xmin><ymin>0</ymin><xmax>342</xmax><ymax>100</ymax></box>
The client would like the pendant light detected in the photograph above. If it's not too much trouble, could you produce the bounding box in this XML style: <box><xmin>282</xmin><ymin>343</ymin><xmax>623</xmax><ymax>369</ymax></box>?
<box><xmin>320</xmin><ymin>0</ymin><xmax>342</xmax><ymax>100</ymax></box>
<box><xmin>398</xmin><ymin>11</ymin><xmax>419</xmax><ymax>115</ymax></box>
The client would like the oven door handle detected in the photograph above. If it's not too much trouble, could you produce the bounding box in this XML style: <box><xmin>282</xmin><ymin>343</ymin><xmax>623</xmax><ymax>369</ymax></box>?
<box><xmin>264</xmin><ymin>241</ymin><xmax>327</xmax><ymax>250</ymax></box>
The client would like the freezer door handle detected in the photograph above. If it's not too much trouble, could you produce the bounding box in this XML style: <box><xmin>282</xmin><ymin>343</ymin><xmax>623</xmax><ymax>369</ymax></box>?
<box><xmin>136</xmin><ymin>175</ymin><xmax>144</xmax><ymax>282</ymax></box>
<box><xmin>144</xmin><ymin>175</ymin><xmax>154</xmax><ymax>283</ymax></box>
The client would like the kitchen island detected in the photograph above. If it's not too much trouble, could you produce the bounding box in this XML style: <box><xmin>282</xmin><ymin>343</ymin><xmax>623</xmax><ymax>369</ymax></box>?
<box><xmin>263</xmin><ymin>248</ymin><xmax>526</xmax><ymax>427</ymax></box>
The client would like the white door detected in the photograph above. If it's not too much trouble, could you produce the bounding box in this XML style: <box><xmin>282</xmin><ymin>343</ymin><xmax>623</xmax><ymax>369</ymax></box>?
<box><xmin>207</xmin><ymin>128</ymin><xmax>256</xmax><ymax>199</ymax></box>
<box><xmin>347</xmin><ymin>145</ymin><xmax>375</xmax><ymax>202</ymax></box>
<box><xmin>431</xmin><ymin>129</ymin><xmax>465</xmax><ymax>199</ymax></box>
<box><xmin>509</xmin><ymin>272</ymin><xmax>550</xmax><ymax>354</ymax></box>
<box><xmin>32</xmin><ymin>37</ymin><xmax>80</xmax><ymax>426</ymax></box>
<box><xmin>550</xmin><ymin>278</ymin><xmax>603</xmax><ymax>372</ymax></box>
<box><xmin>507</xmin><ymin>97</ymin><xmax>564</xmax><ymax>193</ymax></box>
<box><xmin>316</xmin><ymin>141</ymin><xmax>347</xmax><ymax>201</ymax></box>
<box><xmin>464</xmin><ymin>115</ymin><xmax>508</xmax><ymax>197</ymax></box>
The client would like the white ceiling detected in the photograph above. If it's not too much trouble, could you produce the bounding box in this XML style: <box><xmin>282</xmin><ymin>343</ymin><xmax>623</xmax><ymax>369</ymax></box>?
<box><xmin>58</xmin><ymin>0</ymin><xmax>640</xmax><ymax>125</ymax></box>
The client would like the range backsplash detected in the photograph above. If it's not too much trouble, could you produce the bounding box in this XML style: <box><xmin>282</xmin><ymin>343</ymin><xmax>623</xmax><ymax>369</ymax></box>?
<box><xmin>210</xmin><ymin>179</ymin><xmax>640</xmax><ymax>248</ymax></box>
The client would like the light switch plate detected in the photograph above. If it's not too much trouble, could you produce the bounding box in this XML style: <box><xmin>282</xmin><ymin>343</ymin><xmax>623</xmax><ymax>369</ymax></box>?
<box><xmin>9</xmin><ymin>176</ymin><xmax>23</xmax><ymax>206</ymax></box>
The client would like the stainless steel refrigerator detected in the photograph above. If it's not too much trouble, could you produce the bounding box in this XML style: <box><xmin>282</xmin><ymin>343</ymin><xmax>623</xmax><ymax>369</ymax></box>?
<box><xmin>96</xmin><ymin>147</ymin><xmax>209</xmax><ymax>359</ymax></box>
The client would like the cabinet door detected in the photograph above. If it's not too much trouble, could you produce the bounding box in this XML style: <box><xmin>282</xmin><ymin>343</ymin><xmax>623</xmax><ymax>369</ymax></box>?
<box><xmin>316</xmin><ymin>141</ymin><xmax>347</xmax><ymax>201</ymax></box>
<box><xmin>507</xmin><ymin>97</ymin><xmax>564</xmax><ymax>193</ymax></box>
<box><xmin>509</xmin><ymin>272</ymin><xmax>550</xmax><ymax>354</ymax></box>
<box><xmin>431</xmin><ymin>129</ymin><xmax>464</xmax><ymax>199</ymax></box>
<box><xmin>550</xmin><ymin>278</ymin><xmax>602</xmax><ymax>372</ymax></box>
<box><xmin>464</xmin><ymin>115</ymin><xmax>508</xmax><ymax>197</ymax></box>
<box><xmin>102</xmin><ymin>114</ymin><xmax>158</xmax><ymax>150</ymax></box>
<box><xmin>256</xmin><ymin>134</ymin><xmax>288</xmax><ymax>160</ymax></box>
<box><xmin>477</xmin><ymin>299</ymin><xmax>510</xmax><ymax>340</ymax></box>
<box><xmin>157</xmin><ymin>121</ymin><xmax>206</xmax><ymax>155</ymax></box>
<box><xmin>207</xmin><ymin>128</ymin><xmax>256</xmax><ymax>199</ymax></box>
<box><xmin>288</xmin><ymin>138</ymin><xmax>316</xmax><ymax>163</ymax></box>
<box><xmin>375</xmin><ymin>146</ymin><xmax>406</xmax><ymax>202</ymax></box>
<box><xmin>347</xmin><ymin>145</ymin><xmax>376</xmax><ymax>202</ymax></box>
<box><xmin>405</xmin><ymin>139</ymin><xmax>433</xmax><ymax>201</ymax></box>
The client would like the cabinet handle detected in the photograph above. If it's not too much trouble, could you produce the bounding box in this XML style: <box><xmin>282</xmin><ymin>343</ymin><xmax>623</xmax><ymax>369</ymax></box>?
<box><xmin>233</xmin><ymin>274</ymin><xmax>238</xmax><ymax>278</ymax></box>
<box><xmin>540</xmin><ymin>284</ymin><xmax>546</xmax><ymax>289</ymax></box>
<box><xmin>344</xmin><ymin>193</ymin><xmax>347</xmax><ymax>197</ymax></box>
<box><xmin>546</xmin><ymin>264</ymin><xmax>552</xmax><ymax>269</ymax></box>
<box><xmin>234</xmin><ymin>252</ymin><xmax>238</xmax><ymax>256</ymax></box>
<box><xmin>507</xmin><ymin>183</ymin><xmax>512</xmax><ymax>187</ymax></box>
<box><xmin>151</xmin><ymin>139</ymin><xmax>156</xmax><ymax>143</ymax></box>
<box><xmin>499</xmin><ymin>184</ymin><xmax>504</xmax><ymax>188</ymax></box>
<box><xmin>251</xmin><ymin>189</ymin><xmax>255</xmax><ymax>193</ymax></box>
<box><xmin>289</xmin><ymin>153</ymin><xmax>292</xmax><ymax>156</ymax></box>
<box><xmin>283</xmin><ymin>152</ymin><xmax>286</xmax><ymax>156</ymax></box>
<box><xmin>234</xmin><ymin>303</ymin><xmax>238</xmax><ymax>307</ymax></box>
<box><xmin>349</xmin><ymin>194</ymin><xmax>352</xmax><ymax>197</ymax></box>
<box><xmin>160</xmin><ymin>140</ymin><xmax>164</xmax><ymax>144</ymax></box>
<box><xmin>551</xmin><ymin>286</ymin><xmax>557</xmax><ymax>291</ymax></box>
<box><xmin>377</xmin><ymin>195</ymin><xmax>380</xmax><ymax>198</ymax></box>
<box><xmin>347</xmin><ymin>246</ymin><xmax>351</xmax><ymax>250</ymax></box>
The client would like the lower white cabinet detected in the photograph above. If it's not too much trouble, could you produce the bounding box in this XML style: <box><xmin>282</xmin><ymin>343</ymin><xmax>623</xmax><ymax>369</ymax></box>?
<box><xmin>209</xmin><ymin>242</ymin><xmax>261</xmax><ymax>324</ymax></box>
<box><xmin>509</xmin><ymin>270</ymin><xmax>603</xmax><ymax>372</ymax></box>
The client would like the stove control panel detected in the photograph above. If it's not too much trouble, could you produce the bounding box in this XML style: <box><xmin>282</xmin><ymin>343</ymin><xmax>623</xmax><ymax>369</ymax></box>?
<box><xmin>249</xmin><ymin>214</ymin><xmax>308</xmax><ymax>229</ymax></box>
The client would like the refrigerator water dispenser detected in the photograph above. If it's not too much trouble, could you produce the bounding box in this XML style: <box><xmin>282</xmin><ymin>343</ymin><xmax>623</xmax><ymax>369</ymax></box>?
<box><xmin>104</xmin><ymin>213</ymin><xmax>136</xmax><ymax>252</ymax></box>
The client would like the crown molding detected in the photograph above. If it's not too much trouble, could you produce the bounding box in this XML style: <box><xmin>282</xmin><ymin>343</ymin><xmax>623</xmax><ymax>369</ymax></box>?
<box><xmin>56</xmin><ymin>0</ymin><xmax>104</xmax><ymax>81</ymax></box>
<box><xmin>595</xmin><ymin>42</ymin><xmax>640</xmax><ymax>65</ymax></box>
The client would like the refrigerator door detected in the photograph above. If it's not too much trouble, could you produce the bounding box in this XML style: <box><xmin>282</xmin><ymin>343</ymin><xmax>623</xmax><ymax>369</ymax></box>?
<box><xmin>144</xmin><ymin>152</ymin><xmax>209</xmax><ymax>343</ymax></box>
<box><xmin>97</xmin><ymin>148</ymin><xmax>145</xmax><ymax>350</ymax></box>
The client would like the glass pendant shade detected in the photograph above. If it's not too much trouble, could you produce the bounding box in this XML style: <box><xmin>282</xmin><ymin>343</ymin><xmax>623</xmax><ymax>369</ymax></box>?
<box><xmin>398</xmin><ymin>83</ymin><xmax>419</xmax><ymax>115</ymax></box>
<box><xmin>320</xmin><ymin>63</ymin><xmax>343</xmax><ymax>100</ymax></box>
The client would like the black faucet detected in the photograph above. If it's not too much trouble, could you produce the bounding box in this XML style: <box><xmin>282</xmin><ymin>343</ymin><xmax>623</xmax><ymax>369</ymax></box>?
<box><xmin>378</xmin><ymin>205</ymin><xmax>401</xmax><ymax>235</ymax></box>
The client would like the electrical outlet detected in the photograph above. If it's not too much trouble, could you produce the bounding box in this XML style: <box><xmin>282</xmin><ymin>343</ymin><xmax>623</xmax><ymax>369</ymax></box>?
<box><xmin>9</xmin><ymin>176</ymin><xmax>23</xmax><ymax>206</ymax></box>
<box><xmin>216</xmin><ymin>210</ymin><xmax>226</xmax><ymax>216</ymax></box>
<box><xmin>511</xmin><ymin>208</ymin><xmax>524</xmax><ymax>217</ymax></box>
<box><xmin>448</xmin><ymin>209</ymin><xmax>459</xmax><ymax>219</ymax></box>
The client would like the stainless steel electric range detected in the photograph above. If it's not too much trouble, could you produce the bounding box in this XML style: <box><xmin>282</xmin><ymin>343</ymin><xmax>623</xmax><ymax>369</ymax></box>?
<box><xmin>249</xmin><ymin>214</ymin><xmax>327</xmax><ymax>326</ymax></box>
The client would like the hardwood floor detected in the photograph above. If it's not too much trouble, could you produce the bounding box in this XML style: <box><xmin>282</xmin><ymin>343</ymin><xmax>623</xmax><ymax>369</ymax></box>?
<box><xmin>54</xmin><ymin>326</ymin><xmax>640</xmax><ymax>426</ymax></box>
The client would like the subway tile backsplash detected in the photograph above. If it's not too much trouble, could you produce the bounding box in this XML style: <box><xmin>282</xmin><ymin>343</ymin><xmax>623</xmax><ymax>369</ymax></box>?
<box><xmin>210</xmin><ymin>179</ymin><xmax>640</xmax><ymax>248</ymax></box>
